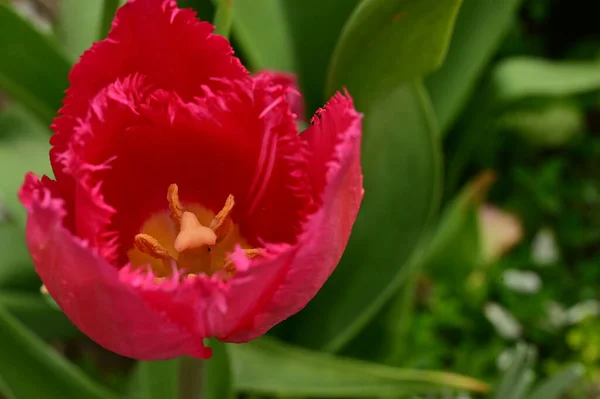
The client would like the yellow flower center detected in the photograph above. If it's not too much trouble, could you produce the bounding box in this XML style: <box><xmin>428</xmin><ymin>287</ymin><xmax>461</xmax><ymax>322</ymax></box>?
<box><xmin>127</xmin><ymin>184</ymin><xmax>260</xmax><ymax>278</ymax></box>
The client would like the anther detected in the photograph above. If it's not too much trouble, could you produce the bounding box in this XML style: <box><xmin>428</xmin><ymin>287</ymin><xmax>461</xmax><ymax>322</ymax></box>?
<box><xmin>167</xmin><ymin>184</ymin><xmax>184</xmax><ymax>228</ymax></box>
<box><xmin>135</xmin><ymin>234</ymin><xmax>171</xmax><ymax>259</ymax></box>
<box><xmin>210</xmin><ymin>194</ymin><xmax>234</xmax><ymax>243</ymax></box>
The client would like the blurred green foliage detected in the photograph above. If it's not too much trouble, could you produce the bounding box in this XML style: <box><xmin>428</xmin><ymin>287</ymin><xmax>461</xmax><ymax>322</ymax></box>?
<box><xmin>0</xmin><ymin>0</ymin><xmax>598</xmax><ymax>398</ymax></box>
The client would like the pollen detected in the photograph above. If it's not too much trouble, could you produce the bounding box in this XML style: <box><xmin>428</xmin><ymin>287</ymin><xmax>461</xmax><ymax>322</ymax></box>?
<box><xmin>129</xmin><ymin>184</ymin><xmax>260</xmax><ymax>278</ymax></box>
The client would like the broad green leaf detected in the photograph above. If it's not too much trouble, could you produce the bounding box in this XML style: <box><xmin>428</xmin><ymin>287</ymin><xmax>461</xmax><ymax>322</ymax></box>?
<box><xmin>0</xmin><ymin>105</ymin><xmax>52</xmax><ymax>227</ymax></box>
<box><xmin>528</xmin><ymin>365</ymin><xmax>583</xmax><ymax>399</ymax></box>
<box><xmin>343</xmin><ymin>172</ymin><xmax>494</xmax><ymax>365</ymax></box>
<box><xmin>130</xmin><ymin>359</ymin><xmax>181</xmax><ymax>399</ymax></box>
<box><xmin>426</xmin><ymin>0</ymin><xmax>523</xmax><ymax>132</ymax></box>
<box><xmin>230</xmin><ymin>337</ymin><xmax>489</xmax><ymax>397</ymax></box>
<box><xmin>492</xmin><ymin>57</ymin><xmax>600</xmax><ymax>102</ymax></box>
<box><xmin>229</xmin><ymin>0</ymin><xmax>358</xmax><ymax>113</ymax></box>
<box><xmin>231</xmin><ymin>0</ymin><xmax>296</xmax><ymax>72</ymax></box>
<box><xmin>202</xmin><ymin>339</ymin><xmax>234</xmax><ymax>399</ymax></box>
<box><xmin>0</xmin><ymin>3</ymin><xmax>70</xmax><ymax>126</ymax></box>
<box><xmin>281</xmin><ymin>0</ymin><xmax>361</xmax><ymax>113</ymax></box>
<box><xmin>288</xmin><ymin>82</ymin><xmax>441</xmax><ymax>352</ymax></box>
<box><xmin>58</xmin><ymin>0</ymin><xmax>103</xmax><ymax>58</ymax></box>
<box><xmin>326</xmin><ymin>0</ymin><xmax>462</xmax><ymax>103</ymax></box>
<box><xmin>0</xmin><ymin>291</ymin><xmax>80</xmax><ymax>340</ymax></box>
<box><xmin>100</xmin><ymin>0</ymin><xmax>121</xmax><ymax>39</ymax></box>
<box><xmin>0</xmin><ymin>304</ymin><xmax>119</xmax><ymax>399</ymax></box>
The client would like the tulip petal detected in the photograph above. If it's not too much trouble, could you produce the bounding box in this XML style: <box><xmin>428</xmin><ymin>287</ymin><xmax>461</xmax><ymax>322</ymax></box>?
<box><xmin>19</xmin><ymin>173</ymin><xmax>210</xmax><ymax>360</ymax></box>
<box><xmin>222</xmin><ymin>92</ymin><xmax>363</xmax><ymax>341</ymax></box>
<box><xmin>52</xmin><ymin>0</ymin><xmax>247</xmax><ymax>152</ymax></box>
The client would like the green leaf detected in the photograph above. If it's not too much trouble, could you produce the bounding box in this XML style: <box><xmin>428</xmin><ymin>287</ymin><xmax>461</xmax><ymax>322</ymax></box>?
<box><xmin>0</xmin><ymin>223</ymin><xmax>38</xmax><ymax>289</ymax></box>
<box><xmin>100</xmin><ymin>0</ymin><xmax>121</xmax><ymax>39</ymax></box>
<box><xmin>326</xmin><ymin>0</ymin><xmax>462</xmax><ymax>103</ymax></box>
<box><xmin>0</xmin><ymin>376</ymin><xmax>16</xmax><ymax>399</ymax></box>
<box><xmin>230</xmin><ymin>0</ymin><xmax>296</xmax><ymax>72</ymax></box>
<box><xmin>353</xmin><ymin>172</ymin><xmax>494</xmax><ymax>365</ymax></box>
<box><xmin>426</xmin><ymin>0</ymin><xmax>523</xmax><ymax>132</ymax></box>
<box><xmin>446</xmin><ymin>57</ymin><xmax>600</xmax><ymax>193</ymax></box>
<box><xmin>230</xmin><ymin>337</ymin><xmax>489</xmax><ymax>397</ymax></box>
<box><xmin>420</xmin><ymin>171</ymin><xmax>494</xmax><ymax>277</ymax></box>
<box><xmin>130</xmin><ymin>359</ymin><xmax>181</xmax><ymax>399</ymax></box>
<box><xmin>288</xmin><ymin>82</ymin><xmax>442</xmax><ymax>352</ymax></box>
<box><xmin>177</xmin><ymin>0</ymin><xmax>214</xmax><ymax>21</ymax></box>
<box><xmin>0</xmin><ymin>3</ymin><xmax>70</xmax><ymax>126</ymax></box>
<box><xmin>213</xmin><ymin>0</ymin><xmax>233</xmax><ymax>39</ymax></box>
<box><xmin>492</xmin><ymin>57</ymin><xmax>600</xmax><ymax>102</ymax></box>
<box><xmin>528</xmin><ymin>365</ymin><xmax>584</xmax><ymax>399</ymax></box>
<box><xmin>57</xmin><ymin>0</ymin><xmax>104</xmax><ymax>59</ymax></box>
<box><xmin>202</xmin><ymin>339</ymin><xmax>234</xmax><ymax>399</ymax></box>
<box><xmin>0</xmin><ymin>303</ymin><xmax>119</xmax><ymax>399</ymax></box>
<box><xmin>497</xmin><ymin>100</ymin><xmax>584</xmax><ymax>148</ymax></box>
<box><xmin>492</xmin><ymin>344</ymin><xmax>536</xmax><ymax>399</ymax></box>
<box><xmin>0</xmin><ymin>291</ymin><xmax>80</xmax><ymax>340</ymax></box>
<box><xmin>0</xmin><ymin>105</ymin><xmax>52</xmax><ymax>227</ymax></box>
<box><xmin>280</xmin><ymin>0</ymin><xmax>361</xmax><ymax>113</ymax></box>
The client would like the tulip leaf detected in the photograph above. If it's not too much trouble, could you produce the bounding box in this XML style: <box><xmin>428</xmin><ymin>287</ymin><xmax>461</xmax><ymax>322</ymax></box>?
<box><xmin>326</xmin><ymin>0</ymin><xmax>462</xmax><ymax>104</ymax></box>
<box><xmin>0</xmin><ymin>291</ymin><xmax>80</xmax><ymax>340</ymax></box>
<box><xmin>279</xmin><ymin>0</ymin><xmax>362</xmax><ymax>113</ymax></box>
<box><xmin>100</xmin><ymin>0</ymin><xmax>121</xmax><ymax>39</ymax></box>
<box><xmin>130</xmin><ymin>360</ymin><xmax>181</xmax><ymax>399</ymax></box>
<box><xmin>288</xmin><ymin>82</ymin><xmax>442</xmax><ymax>352</ymax></box>
<box><xmin>346</xmin><ymin>172</ymin><xmax>494</xmax><ymax>365</ymax></box>
<box><xmin>201</xmin><ymin>339</ymin><xmax>234</xmax><ymax>399</ymax></box>
<box><xmin>230</xmin><ymin>0</ymin><xmax>297</xmax><ymax>73</ymax></box>
<box><xmin>0</xmin><ymin>105</ymin><xmax>52</xmax><ymax>227</ymax></box>
<box><xmin>230</xmin><ymin>337</ymin><xmax>489</xmax><ymax>397</ymax></box>
<box><xmin>0</xmin><ymin>223</ymin><xmax>38</xmax><ymax>289</ymax></box>
<box><xmin>426</xmin><ymin>0</ymin><xmax>523</xmax><ymax>132</ymax></box>
<box><xmin>0</xmin><ymin>3</ymin><xmax>70</xmax><ymax>126</ymax></box>
<box><xmin>58</xmin><ymin>0</ymin><xmax>104</xmax><ymax>59</ymax></box>
<box><xmin>229</xmin><ymin>0</ymin><xmax>362</xmax><ymax>111</ymax></box>
<box><xmin>0</xmin><ymin>304</ymin><xmax>119</xmax><ymax>399</ymax></box>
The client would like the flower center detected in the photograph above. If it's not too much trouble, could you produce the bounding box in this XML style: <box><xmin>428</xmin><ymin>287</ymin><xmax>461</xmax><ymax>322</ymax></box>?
<box><xmin>127</xmin><ymin>184</ymin><xmax>260</xmax><ymax>278</ymax></box>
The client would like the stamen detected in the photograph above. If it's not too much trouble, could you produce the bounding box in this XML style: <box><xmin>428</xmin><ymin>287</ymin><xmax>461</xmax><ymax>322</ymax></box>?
<box><xmin>134</xmin><ymin>234</ymin><xmax>174</xmax><ymax>274</ymax></box>
<box><xmin>174</xmin><ymin>212</ymin><xmax>217</xmax><ymax>253</ymax></box>
<box><xmin>135</xmin><ymin>234</ymin><xmax>171</xmax><ymax>259</ymax></box>
<box><xmin>167</xmin><ymin>184</ymin><xmax>184</xmax><ymax>228</ymax></box>
<box><xmin>210</xmin><ymin>194</ymin><xmax>234</xmax><ymax>243</ymax></box>
<box><xmin>131</xmin><ymin>185</ymin><xmax>263</xmax><ymax>278</ymax></box>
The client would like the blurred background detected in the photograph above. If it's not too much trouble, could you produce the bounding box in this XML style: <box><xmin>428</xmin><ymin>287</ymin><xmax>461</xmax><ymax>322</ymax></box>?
<box><xmin>0</xmin><ymin>0</ymin><xmax>599</xmax><ymax>398</ymax></box>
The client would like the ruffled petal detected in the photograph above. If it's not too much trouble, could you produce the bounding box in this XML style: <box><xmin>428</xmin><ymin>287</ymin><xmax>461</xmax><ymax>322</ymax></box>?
<box><xmin>60</xmin><ymin>73</ymin><xmax>313</xmax><ymax>259</ymax></box>
<box><xmin>52</xmin><ymin>0</ymin><xmax>247</xmax><ymax>154</ymax></box>
<box><xmin>19</xmin><ymin>173</ymin><xmax>210</xmax><ymax>360</ymax></box>
<box><xmin>222</xmin><ymin>92</ymin><xmax>363</xmax><ymax>341</ymax></box>
<box><xmin>257</xmin><ymin>71</ymin><xmax>305</xmax><ymax>122</ymax></box>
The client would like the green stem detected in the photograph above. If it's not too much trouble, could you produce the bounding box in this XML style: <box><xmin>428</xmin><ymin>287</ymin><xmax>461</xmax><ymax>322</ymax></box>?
<box><xmin>213</xmin><ymin>0</ymin><xmax>234</xmax><ymax>39</ymax></box>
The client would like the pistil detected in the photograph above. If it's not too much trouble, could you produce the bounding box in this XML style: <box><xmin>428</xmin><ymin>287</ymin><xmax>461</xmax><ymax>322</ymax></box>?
<box><xmin>133</xmin><ymin>184</ymin><xmax>260</xmax><ymax>277</ymax></box>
